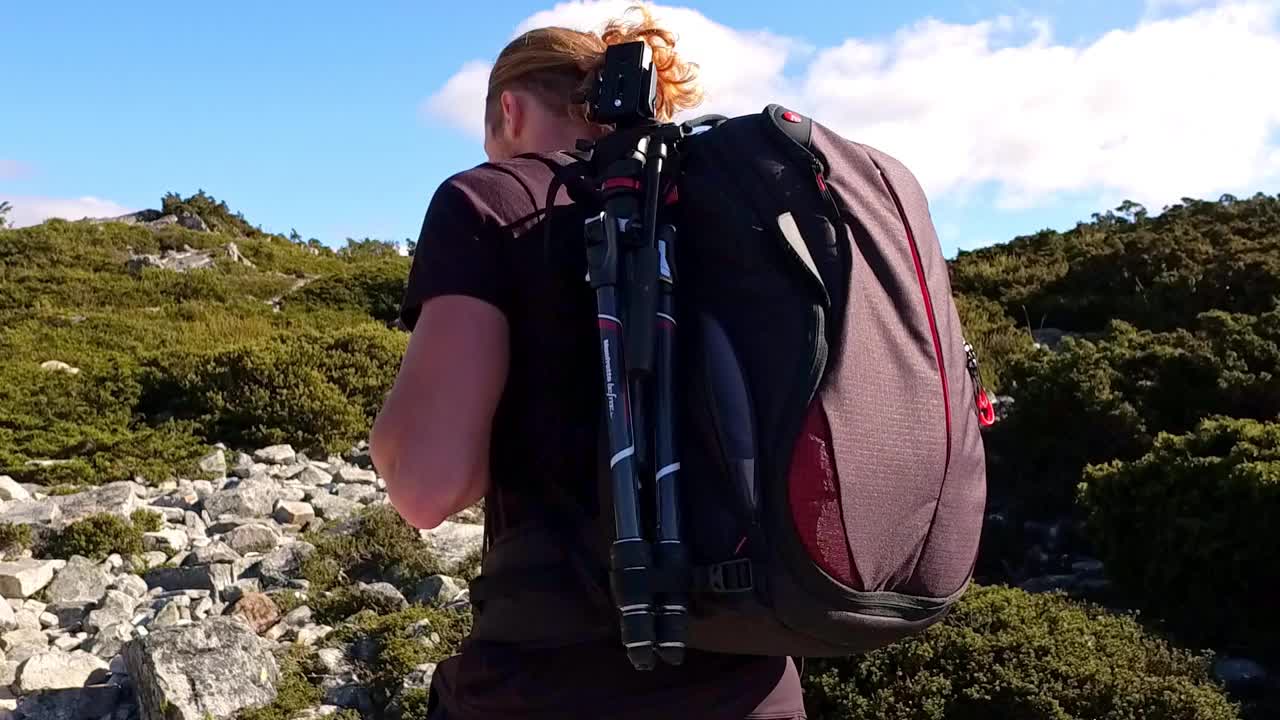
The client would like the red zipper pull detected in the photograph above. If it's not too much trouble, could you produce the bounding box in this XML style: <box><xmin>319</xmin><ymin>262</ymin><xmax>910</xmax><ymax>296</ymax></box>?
<box><xmin>965</xmin><ymin>342</ymin><xmax>997</xmax><ymax>427</ymax></box>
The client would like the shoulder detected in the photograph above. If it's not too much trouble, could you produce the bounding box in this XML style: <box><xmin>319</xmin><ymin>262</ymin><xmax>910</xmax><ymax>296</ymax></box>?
<box><xmin>435</xmin><ymin>156</ymin><xmax>563</xmax><ymax>225</ymax></box>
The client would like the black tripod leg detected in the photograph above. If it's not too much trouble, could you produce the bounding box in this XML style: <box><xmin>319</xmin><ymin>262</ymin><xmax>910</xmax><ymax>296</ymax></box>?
<box><xmin>586</xmin><ymin>209</ymin><xmax>657</xmax><ymax>672</ymax></box>
<box><xmin>653</xmin><ymin>222</ymin><xmax>689</xmax><ymax>665</ymax></box>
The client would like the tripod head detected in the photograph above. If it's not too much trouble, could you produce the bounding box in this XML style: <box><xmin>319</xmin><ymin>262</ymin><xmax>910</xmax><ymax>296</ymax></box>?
<box><xmin>587</xmin><ymin>40</ymin><xmax>659</xmax><ymax>130</ymax></box>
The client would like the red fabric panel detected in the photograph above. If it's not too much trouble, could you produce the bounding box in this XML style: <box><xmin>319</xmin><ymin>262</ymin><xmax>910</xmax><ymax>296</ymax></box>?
<box><xmin>787</xmin><ymin>399</ymin><xmax>860</xmax><ymax>589</ymax></box>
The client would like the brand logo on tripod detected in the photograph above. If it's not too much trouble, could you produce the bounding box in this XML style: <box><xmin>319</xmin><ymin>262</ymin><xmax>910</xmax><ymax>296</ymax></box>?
<box><xmin>603</xmin><ymin>338</ymin><xmax>618</xmax><ymax>417</ymax></box>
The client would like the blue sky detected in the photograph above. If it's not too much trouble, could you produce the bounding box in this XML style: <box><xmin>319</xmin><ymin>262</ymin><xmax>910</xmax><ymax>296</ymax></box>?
<box><xmin>3</xmin><ymin>0</ymin><xmax>1278</xmax><ymax>257</ymax></box>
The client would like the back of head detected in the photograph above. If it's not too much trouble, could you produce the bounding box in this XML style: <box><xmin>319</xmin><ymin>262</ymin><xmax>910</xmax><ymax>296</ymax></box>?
<box><xmin>484</xmin><ymin>5</ymin><xmax>705</xmax><ymax>137</ymax></box>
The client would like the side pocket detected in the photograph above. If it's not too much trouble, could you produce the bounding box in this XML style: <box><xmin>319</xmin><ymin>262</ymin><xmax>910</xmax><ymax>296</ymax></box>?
<box><xmin>695</xmin><ymin>312</ymin><xmax>759</xmax><ymax>529</ymax></box>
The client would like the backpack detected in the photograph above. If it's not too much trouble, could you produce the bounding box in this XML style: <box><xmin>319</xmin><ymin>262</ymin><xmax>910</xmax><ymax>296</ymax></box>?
<box><xmin>465</xmin><ymin>103</ymin><xmax>993</xmax><ymax>664</ymax></box>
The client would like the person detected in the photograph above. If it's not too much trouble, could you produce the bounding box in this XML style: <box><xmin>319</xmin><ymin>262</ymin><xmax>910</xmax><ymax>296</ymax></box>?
<box><xmin>370</xmin><ymin>7</ymin><xmax>807</xmax><ymax>719</ymax></box>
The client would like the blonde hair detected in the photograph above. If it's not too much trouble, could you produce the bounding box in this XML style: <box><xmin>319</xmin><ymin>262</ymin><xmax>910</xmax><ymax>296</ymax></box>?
<box><xmin>484</xmin><ymin>5</ymin><xmax>704</xmax><ymax>133</ymax></box>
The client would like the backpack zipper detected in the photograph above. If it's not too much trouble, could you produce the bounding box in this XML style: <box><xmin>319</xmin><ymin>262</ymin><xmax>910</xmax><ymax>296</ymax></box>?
<box><xmin>965</xmin><ymin>342</ymin><xmax>997</xmax><ymax>427</ymax></box>
<box><xmin>882</xmin><ymin>173</ymin><xmax>953</xmax><ymax>482</ymax></box>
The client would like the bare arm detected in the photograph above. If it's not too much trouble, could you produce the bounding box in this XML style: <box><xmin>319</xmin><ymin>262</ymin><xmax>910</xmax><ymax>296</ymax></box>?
<box><xmin>371</xmin><ymin>294</ymin><xmax>508</xmax><ymax>529</ymax></box>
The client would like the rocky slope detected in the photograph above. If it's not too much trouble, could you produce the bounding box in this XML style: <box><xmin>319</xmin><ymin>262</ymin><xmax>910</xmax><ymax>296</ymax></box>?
<box><xmin>0</xmin><ymin>443</ymin><xmax>481</xmax><ymax>720</ymax></box>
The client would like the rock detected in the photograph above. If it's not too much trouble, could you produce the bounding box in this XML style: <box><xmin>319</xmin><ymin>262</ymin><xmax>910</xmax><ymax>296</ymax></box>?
<box><xmin>334</xmin><ymin>484</ymin><xmax>377</xmax><ymax>503</ymax></box>
<box><xmin>1</xmin><ymin>627</ymin><xmax>49</xmax><ymax>663</ymax></box>
<box><xmin>0</xmin><ymin>559</ymin><xmax>65</xmax><ymax>598</ymax></box>
<box><xmin>449</xmin><ymin>504</ymin><xmax>485</xmax><ymax>525</ymax></box>
<box><xmin>0</xmin><ymin>598</ymin><xmax>14</xmax><ymax>632</ymax></box>
<box><xmin>182</xmin><ymin>541</ymin><xmax>241</xmax><ymax>567</ymax></box>
<box><xmin>143</xmin><ymin>563</ymin><xmax>235</xmax><ymax>597</ymax></box>
<box><xmin>51</xmin><ymin>482</ymin><xmax>140</xmax><ymax>524</ymax></box>
<box><xmin>253</xmin><ymin>445</ymin><xmax>297</xmax><ymax>466</ymax></box>
<box><xmin>53</xmin><ymin>634</ymin><xmax>85</xmax><ymax>652</ymax></box>
<box><xmin>46</xmin><ymin>556</ymin><xmax>111</xmax><ymax>605</ymax></box>
<box><xmin>85</xmin><ymin>591</ymin><xmax>138</xmax><ymax>634</ymax></box>
<box><xmin>110</xmin><ymin>574</ymin><xmax>149</xmax><ymax>600</ymax></box>
<box><xmin>151</xmin><ymin>602</ymin><xmax>184</xmax><ymax>628</ymax></box>
<box><xmin>13</xmin><ymin>684</ymin><xmax>122</xmax><ymax>720</ymax></box>
<box><xmin>13</xmin><ymin>607</ymin><xmax>41</xmax><ymax>630</ymax></box>
<box><xmin>230</xmin><ymin>453</ymin><xmax>256</xmax><ymax>479</ymax></box>
<box><xmin>15</xmin><ymin>649</ymin><xmax>110</xmax><ymax>692</ymax></box>
<box><xmin>1018</xmin><ymin>574</ymin><xmax>1078</xmax><ymax>594</ymax></box>
<box><xmin>0</xmin><ymin>499</ymin><xmax>62</xmax><ymax>526</ymax></box>
<box><xmin>273</xmin><ymin>501</ymin><xmax>316</xmax><ymax>525</ymax></box>
<box><xmin>39</xmin><ymin>360</ymin><xmax>81</xmax><ymax>375</ymax></box>
<box><xmin>310</xmin><ymin>494</ymin><xmax>361</xmax><ymax>521</ymax></box>
<box><xmin>358</xmin><ymin>582</ymin><xmax>408</xmax><ymax>612</ymax></box>
<box><xmin>45</xmin><ymin>602</ymin><xmax>91</xmax><ymax>631</ymax></box>
<box><xmin>333</xmin><ymin>467</ymin><xmax>377</xmax><ymax>485</ymax></box>
<box><xmin>1212</xmin><ymin>656</ymin><xmax>1269</xmax><ymax>697</ymax></box>
<box><xmin>224</xmin><ymin>242</ymin><xmax>253</xmax><ymax>266</ymax></box>
<box><xmin>229</xmin><ymin>593</ymin><xmax>280</xmax><ymax>635</ymax></box>
<box><xmin>223</xmin><ymin>523</ymin><xmax>281</xmax><ymax>554</ymax></box>
<box><xmin>420</xmin><ymin>521</ymin><xmax>484</xmax><ymax>571</ymax></box>
<box><xmin>0</xmin><ymin>477</ymin><xmax>29</xmax><ymax>503</ymax></box>
<box><xmin>202</xmin><ymin>477</ymin><xmax>277</xmax><ymax>519</ymax></box>
<box><xmin>1070</xmin><ymin>558</ymin><xmax>1106</xmax><ymax>577</ymax></box>
<box><xmin>198</xmin><ymin>450</ymin><xmax>227</xmax><ymax>478</ymax></box>
<box><xmin>124</xmin><ymin>616</ymin><xmax>280</xmax><ymax>720</ymax></box>
<box><xmin>143</xmin><ymin>529</ymin><xmax>189</xmax><ymax>555</ymax></box>
<box><xmin>87</xmin><ymin>623</ymin><xmax>133</xmax><ymax>658</ymax></box>
<box><xmin>295</xmin><ymin>625</ymin><xmax>331</xmax><ymax>646</ymax></box>
<box><xmin>324</xmin><ymin>683</ymin><xmax>374</xmax><ymax>715</ymax></box>
<box><xmin>402</xmin><ymin>661</ymin><xmax>436</xmax><ymax>692</ymax></box>
<box><xmin>295</xmin><ymin>467</ymin><xmax>333</xmax><ymax>486</ymax></box>
<box><xmin>409</xmin><ymin>575</ymin><xmax>464</xmax><ymax>606</ymax></box>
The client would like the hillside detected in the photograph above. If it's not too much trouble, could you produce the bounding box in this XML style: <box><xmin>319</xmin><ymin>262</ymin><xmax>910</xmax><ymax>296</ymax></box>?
<box><xmin>0</xmin><ymin>190</ymin><xmax>1277</xmax><ymax>720</ymax></box>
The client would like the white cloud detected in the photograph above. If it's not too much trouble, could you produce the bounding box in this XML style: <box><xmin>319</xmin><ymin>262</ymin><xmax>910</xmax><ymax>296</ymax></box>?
<box><xmin>423</xmin><ymin>0</ymin><xmax>1280</xmax><ymax>212</ymax></box>
<box><xmin>0</xmin><ymin>195</ymin><xmax>134</xmax><ymax>228</ymax></box>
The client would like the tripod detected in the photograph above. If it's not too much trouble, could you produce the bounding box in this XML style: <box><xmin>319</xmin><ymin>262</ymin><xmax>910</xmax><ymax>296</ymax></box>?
<box><xmin>583</xmin><ymin>120</ymin><xmax>691</xmax><ymax>671</ymax></box>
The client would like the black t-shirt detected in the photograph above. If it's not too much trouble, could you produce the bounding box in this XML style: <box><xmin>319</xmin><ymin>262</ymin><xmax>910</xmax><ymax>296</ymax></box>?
<box><xmin>399</xmin><ymin>156</ymin><xmax>805</xmax><ymax>720</ymax></box>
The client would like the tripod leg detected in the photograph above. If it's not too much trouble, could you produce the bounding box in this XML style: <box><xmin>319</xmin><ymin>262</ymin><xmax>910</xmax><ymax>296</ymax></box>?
<box><xmin>586</xmin><ymin>210</ymin><xmax>657</xmax><ymax>671</ymax></box>
<box><xmin>653</xmin><ymin>223</ymin><xmax>689</xmax><ymax>665</ymax></box>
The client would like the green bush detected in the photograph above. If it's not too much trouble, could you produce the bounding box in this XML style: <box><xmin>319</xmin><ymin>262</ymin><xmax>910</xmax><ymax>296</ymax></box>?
<box><xmin>0</xmin><ymin>523</ymin><xmax>33</xmax><ymax>558</ymax></box>
<box><xmin>290</xmin><ymin>259</ymin><xmax>408</xmax><ymax>325</ymax></box>
<box><xmin>327</xmin><ymin>605</ymin><xmax>472</xmax><ymax>713</ymax></box>
<box><xmin>300</xmin><ymin>505</ymin><xmax>442</xmax><ymax>595</ymax></box>
<box><xmin>950</xmin><ymin>193</ymin><xmax>1280</xmax><ymax>333</ymax></box>
<box><xmin>235</xmin><ymin>645</ymin><xmax>326</xmax><ymax>720</ymax></box>
<box><xmin>130</xmin><ymin>508</ymin><xmax>164</xmax><ymax>533</ymax></box>
<box><xmin>40</xmin><ymin>513</ymin><xmax>145</xmax><ymax>561</ymax></box>
<box><xmin>138</xmin><ymin>324</ymin><xmax>405</xmax><ymax>456</ymax></box>
<box><xmin>1079</xmin><ymin>418</ymin><xmax>1280</xmax><ymax>662</ymax></box>
<box><xmin>988</xmin><ymin>310</ymin><xmax>1280</xmax><ymax>516</ymax></box>
<box><xmin>802</xmin><ymin>585</ymin><xmax>1240</xmax><ymax>720</ymax></box>
<box><xmin>161</xmin><ymin>190</ymin><xmax>264</xmax><ymax>238</ymax></box>
<box><xmin>954</xmin><ymin>292</ymin><xmax>1035</xmax><ymax>394</ymax></box>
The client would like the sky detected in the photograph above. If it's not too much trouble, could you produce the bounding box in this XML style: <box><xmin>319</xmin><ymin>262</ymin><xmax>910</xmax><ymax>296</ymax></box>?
<box><xmin>3</xmin><ymin>0</ymin><xmax>1279</xmax><ymax>257</ymax></box>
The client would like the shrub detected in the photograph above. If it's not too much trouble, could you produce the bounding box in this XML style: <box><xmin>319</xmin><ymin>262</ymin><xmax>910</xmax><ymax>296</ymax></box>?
<box><xmin>1078</xmin><ymin>418</ymin><xmax>1280</xmax><ymax>662</ymax></box>
<box><xmin>161</xmin><ymin>190</ymin><xmax>263</xmax><ymax>237</ymax></box>
<box><xmin>40</xmin><ymin>513</ymin><xmax>145</xmax><ymax>561</ymax></box>
<box><xmin>950</xmin><ymin>193</ymin><xmax>1280</xmax><ymax>334</ymax></box>
<box><xmin>290</xmin><ymin>259</ymin><xmax>408</xmax><ymax>325</ymax></box>
<box><xmin>954</xmin><ymin>292</ymin><xmax>1035</xmax><ymax>394</ymax></box>
<box><xmin>0</xmin><ymin>523</ymin><xmax>33</xmax><ymax>558</ymax></box>
<box><xmin>802</xmin><ymin>585</ymin><xmax>1240</xmax><ymax>720</ymax></box>
<box><xmin>300</xmin><ymin>504</ymin><xmax>442</xmax><ymax>594</ymax></box>
<box><xmin>138</xmin><ymin>324</ymin><xmax>405</xmax><ymax>455</ymax></box>
<box><xmin>235</xmin><ymin>645</ymin><xmax>326</xmax><ymax>720</ymax></box>
<box><xmin>327</xmin><ymin>605</ymin><xmax>472</xmax><ymax>713</ymax></box>
<box><xmin>988</xmin><ymin>310</ymin><xmax>1280</xmax><ymax>517</ymax></box>
<box><xmin>130</xmin><ymin>508</ymin><xmax>164</xmax><ymax>533</ymax></box>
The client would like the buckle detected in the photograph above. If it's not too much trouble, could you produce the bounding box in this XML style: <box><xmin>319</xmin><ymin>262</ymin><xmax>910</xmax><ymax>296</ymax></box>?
<box><xmin>706</xmin><ymin>558</ymin><xmax>754</xmax><ymax>593</ymax></box>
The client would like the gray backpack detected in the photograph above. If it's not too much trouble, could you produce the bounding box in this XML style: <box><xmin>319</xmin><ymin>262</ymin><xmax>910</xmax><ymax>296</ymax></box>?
<box><xmin>467</xmin><ymin>103</ymin><xmax>991</xmax><ymax>661</ymax></box>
